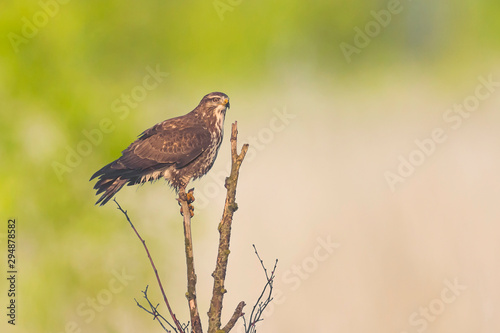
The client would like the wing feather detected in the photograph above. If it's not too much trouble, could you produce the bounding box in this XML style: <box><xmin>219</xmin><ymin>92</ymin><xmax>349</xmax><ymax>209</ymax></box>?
<box><xmin>119</xmin><ymin>123</ymin><xmax>211</xmax><ymax>170</ymax></box>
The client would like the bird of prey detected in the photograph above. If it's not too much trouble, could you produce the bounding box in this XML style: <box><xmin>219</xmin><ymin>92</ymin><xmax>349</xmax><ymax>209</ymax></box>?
<box><xmin>90</xmin><ymin>92</ymin><xmax>230</xmax><ymax>206</ymax></box>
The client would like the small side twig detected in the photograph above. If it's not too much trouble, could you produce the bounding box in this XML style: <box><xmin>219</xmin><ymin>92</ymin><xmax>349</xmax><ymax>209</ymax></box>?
<box><xmin>243</xmin><ymin>245</ymin><xmax>278</xmax><ymax>333</ymax></box>
<box><xmin>222</xmin><ymin>301</ymin><xmax>246</xmax><ymax>332</ymax></box>
<box><xmin>135</xmin><ymin>285</ymin><xmax>178</xmax><ymax>332</ymax></box>
<box><xmin>114</xmin><ymin>199</ymin><xmax>185</xmax><ymax>333</ymax></box>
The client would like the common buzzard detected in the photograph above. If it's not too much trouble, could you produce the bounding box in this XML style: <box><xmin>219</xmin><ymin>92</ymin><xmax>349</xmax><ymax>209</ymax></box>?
<box><xmin>90</xmin><ymin>92</ymin><xmax>230</xmax><ymax>206</ymax></box>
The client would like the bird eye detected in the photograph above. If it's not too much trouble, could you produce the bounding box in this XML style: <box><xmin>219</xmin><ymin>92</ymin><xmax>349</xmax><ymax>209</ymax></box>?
<box><xmin>212</xmin><ymin>98</ymin><xmax>219</xmax><ymax>103</ymax></box>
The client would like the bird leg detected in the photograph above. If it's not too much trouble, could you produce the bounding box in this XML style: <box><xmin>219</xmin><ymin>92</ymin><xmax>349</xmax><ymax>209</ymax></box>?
<box><xmin>178</xmin><ymin>188</ymin><xmax>195</xmax><ymax>217</ymax></box>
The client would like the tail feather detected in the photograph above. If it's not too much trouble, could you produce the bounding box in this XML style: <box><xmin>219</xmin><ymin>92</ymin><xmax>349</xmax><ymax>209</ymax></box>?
<box><xmin>91</xmin><ymin>161</ymin><xmax>129</xmax><ymax>205</ymax></box>
<box><xmin>94</xmin><ymin>177</ymin><xmax>127</xmax><ymax>206</ymax></box>
<box><xmin>91</xmin><ymin>160</ymin><xmax>171</xmax><ymax>206</ymax></box>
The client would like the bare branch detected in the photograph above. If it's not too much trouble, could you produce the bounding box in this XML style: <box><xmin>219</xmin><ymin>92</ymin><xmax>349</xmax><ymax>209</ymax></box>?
<box><xmin>208</xmin><ymin>121</ymin><xmax>249</xmax><ymax>333</ymax></box>
<box><xmin>114</xmin><ymin>199</ymin><xmax>185</xmax><ymax>333</ymax></box>
<box><xmin>179</xmin><ymin>190</ymin><xmax>203</xmax><ymax>333</ymax></box>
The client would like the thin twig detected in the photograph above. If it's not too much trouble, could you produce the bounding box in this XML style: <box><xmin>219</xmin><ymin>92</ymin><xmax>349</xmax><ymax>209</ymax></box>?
<box><xmin>244</xmin><ymin>246</ymin><xmax>278</xmax><ymax>333</ymax></box>
<box><xmin>114</xmin><ymin>199</ymin><xmax>185</xmax><ymax>333</ymax></box>
<box><xmin>135</xmin><ymin>285</ymin><xmax>176</xmax><ymax>332</ymax></box>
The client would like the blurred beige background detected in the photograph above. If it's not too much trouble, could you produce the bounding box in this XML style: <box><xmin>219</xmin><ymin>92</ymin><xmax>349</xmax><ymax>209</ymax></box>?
<box><xmin>1</xmin><ymin>1</ymin><xmax>499</xmax><ymax>332</ymax></box>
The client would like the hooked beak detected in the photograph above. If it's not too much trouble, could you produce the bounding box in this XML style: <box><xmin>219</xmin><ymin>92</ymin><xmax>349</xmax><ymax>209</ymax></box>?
<box><xmin>222</xmin><ymin>97</ymin><xmax>230</xmax><ymax>109</ymax></box>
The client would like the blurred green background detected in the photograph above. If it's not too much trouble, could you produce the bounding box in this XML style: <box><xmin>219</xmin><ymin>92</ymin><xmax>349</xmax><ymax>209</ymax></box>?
<box><xmin>1</xmin><ymin>1</ymin><xmax>500</xmax><ymax>332</ymax></box>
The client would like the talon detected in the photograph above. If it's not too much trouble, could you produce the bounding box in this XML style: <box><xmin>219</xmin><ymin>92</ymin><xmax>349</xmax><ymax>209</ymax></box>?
<box><xmin>186</xmin><ymin>188</ymin><xmax>195</xmax><ymax>204</ymax></box>
<box><xmin>178</xmin><ymin>188</ymin><xmax>195</xmax><ymax>217</ymax></box>
<box><xmin>188</xmin><ymin>203</ymin><xmax>195</xmax><ymax>217</ymax></box>
<box><xmin>179</xmin><ymin>203</ymin><xmax>195</xmax><ymax>217</ymax></box>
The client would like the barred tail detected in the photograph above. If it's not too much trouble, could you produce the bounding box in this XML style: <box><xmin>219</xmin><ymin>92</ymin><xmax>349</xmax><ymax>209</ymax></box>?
<box><xmin>93</xmin><ymin>177</ymin><xmax>127</xmax><ymax>206</ymax></box>
<box><xmin>90</xmin><ymin>162</ymin><xmax>130</xmax><ymax>206</ymax></box>
<box><xmin>90</xmin><ymin>158</ymin><xmax>168</xmax><ymax>206</ymax></box>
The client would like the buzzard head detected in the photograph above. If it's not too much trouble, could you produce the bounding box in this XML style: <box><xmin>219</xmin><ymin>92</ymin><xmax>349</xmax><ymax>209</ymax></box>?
<box><xmin>195</xmin><ymin>92</ymin><xmax>230</xmax><ymax>118</ymax></box>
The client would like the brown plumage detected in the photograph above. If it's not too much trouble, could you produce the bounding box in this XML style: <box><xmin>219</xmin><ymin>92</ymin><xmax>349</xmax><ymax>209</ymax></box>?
<box><xmin>90</xmin><ymin>92</ymin><xmax>229</xmax><ymax>205</ymax></box>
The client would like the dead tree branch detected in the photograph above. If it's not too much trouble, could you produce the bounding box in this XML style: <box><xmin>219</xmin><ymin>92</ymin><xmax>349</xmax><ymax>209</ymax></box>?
<box><xmin>114</xmin><ymin>199</ymin><xmax>185</xmax><ymax>333</ymax></box>
<box><xmin>178</xmin><ymin>191</ymin><xmax>203</xmax><ymax>333</ymax></box>
<box><xmin>207</xmin><ymin>121</ymin><xmax>249</xmax><ymax>333</ymax></box>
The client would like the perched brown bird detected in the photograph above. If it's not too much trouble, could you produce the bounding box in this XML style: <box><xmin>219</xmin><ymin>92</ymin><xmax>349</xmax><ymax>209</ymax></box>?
<box><xmin>90</xmin><ymin>92</ymin><xmax>229</xmax><ymax>206</ymax></box>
